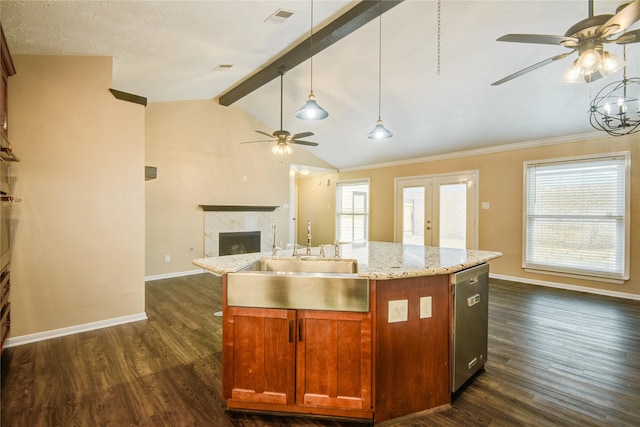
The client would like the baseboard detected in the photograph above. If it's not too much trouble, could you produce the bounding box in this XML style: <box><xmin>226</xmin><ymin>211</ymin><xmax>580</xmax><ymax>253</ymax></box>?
<box><xmin>490</xmin><ymin>273</ymin><xmax>640</xmax><ymax>301</ymax></box>
<box><xmin>4</xmin><ymin>312</ymin><xmax>148</xmax><ymax>348</ymax></box>
<box><xmin>144</xmin><ymin>269</ymin><xmax>207</xmax><ymax>282</ymax></box>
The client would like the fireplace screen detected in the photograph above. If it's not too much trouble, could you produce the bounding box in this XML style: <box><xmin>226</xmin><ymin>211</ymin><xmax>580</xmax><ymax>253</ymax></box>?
<box><xmin>219</xmin><ymin>231</ymin><xmax>261</xmax><ymax>256</ymax></box>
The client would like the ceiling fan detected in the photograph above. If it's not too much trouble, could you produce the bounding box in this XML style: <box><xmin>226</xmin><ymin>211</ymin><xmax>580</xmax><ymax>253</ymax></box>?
<box><xmin>241</xmin><ymin>73</ymin><xmax>318</xmax><ymax>155</ymax></box>
<box><xmin>492</xmin><ymin>0</ymin><xmax>640</xmax><ymax>85</ymax></box>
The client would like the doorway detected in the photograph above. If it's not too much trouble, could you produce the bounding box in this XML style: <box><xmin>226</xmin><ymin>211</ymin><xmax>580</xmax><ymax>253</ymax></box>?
<box><xmin>395</xmin><ymin>171</ymin><xmax>478</xmax><ymax>249</ymax></box>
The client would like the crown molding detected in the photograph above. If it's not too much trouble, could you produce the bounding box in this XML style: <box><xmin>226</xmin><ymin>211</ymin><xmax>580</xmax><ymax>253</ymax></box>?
<box><xmin>340</xmin><ymin>131</ymin><xmax>609</xmax><ymax>173</ymax></box>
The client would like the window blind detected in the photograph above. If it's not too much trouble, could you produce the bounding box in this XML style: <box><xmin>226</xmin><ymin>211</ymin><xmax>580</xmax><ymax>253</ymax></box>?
<box><xmin>524</xmin><ymin>154</ymin><xmax>629</xmax><ymax>281</ymax></box>
<box><xmin>336</xmin><ymin>180</ymin><xmax>369</xmax><ymax>243</ymax></box>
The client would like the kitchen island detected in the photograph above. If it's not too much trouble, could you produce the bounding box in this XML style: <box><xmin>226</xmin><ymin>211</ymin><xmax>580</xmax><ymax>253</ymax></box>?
<box><xmin>193</xmin><ymin>241</ymin><xmax>501</xmax><ymax>423</ymax></box>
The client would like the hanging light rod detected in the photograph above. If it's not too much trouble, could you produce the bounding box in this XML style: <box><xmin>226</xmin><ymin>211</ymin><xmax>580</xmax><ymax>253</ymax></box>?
<box><xmin>296</xmin><ymin>0</ymin><xmax>329</xmax><ymax>120</ymax></box>
<box><xmin>218</xmin><ymin>0</ymin><xmax>404</xmax><ymax>106</ymax></box>
<box><xmin>368</xmin><ymin>0</ymin><xmax>393</xmax><ymax>140</ymax></box>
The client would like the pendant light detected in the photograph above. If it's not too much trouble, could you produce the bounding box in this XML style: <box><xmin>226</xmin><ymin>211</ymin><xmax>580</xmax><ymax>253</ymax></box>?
<box><xmin>295</xmin><ymin>0</ymin><xmax>329</xmax><ymax>120</ymax></box>
<box><xmin>368</xmin><ymin>0</ymin><xmax>392</xmax><ymax>140</ymax></box>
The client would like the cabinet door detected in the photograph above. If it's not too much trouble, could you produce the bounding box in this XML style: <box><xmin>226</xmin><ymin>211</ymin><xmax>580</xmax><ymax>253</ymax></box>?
<box><xmin>296</xmin><ymin>310</ymin><xmax>372</xmax><ymax>410</ymax></box>
<box><xmin>0</xmin><ymin>67</ymin><xmax>7</xmax><ymax>138</ymax></box>
<box><xmin>223</xmin><ymin>307</ymin><xmax>296</xmax><ymax>405</ymax></box>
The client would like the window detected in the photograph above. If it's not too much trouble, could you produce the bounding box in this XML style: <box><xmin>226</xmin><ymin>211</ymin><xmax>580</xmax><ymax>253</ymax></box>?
<box><xmin>523</xmin><ymin>153</ymin><xmax>630</xmax><ymax>282</ymax></box>
<box><xmin>336</xmin><ymin>180</ymin><xmax>369</xmax><ymax>243</ymax></box>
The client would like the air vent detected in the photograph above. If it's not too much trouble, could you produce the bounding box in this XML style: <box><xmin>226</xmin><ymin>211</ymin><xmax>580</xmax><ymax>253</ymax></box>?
<box><xmin>265</xmin><ymin>9</ymin><xmax>295</xmax><ymax>24</ymax></box>
<box><xmin>213</xmin><ymin>64</ymin><xmax>233</xmax><ymax>72</ymax></box>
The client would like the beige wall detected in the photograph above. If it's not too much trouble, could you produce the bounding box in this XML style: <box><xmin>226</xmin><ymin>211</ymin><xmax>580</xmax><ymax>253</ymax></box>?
<box><xmin>297</xmin><ymin>173</ymin><xmax>340</xmax><ymax>245</ymax></box>
<box><xmin>9</xmin><ymin>55</ymin><xmax>146</xmax><ymax>338</ymax></box>
<box><xmin>144</xmin><ymin>99</ymin><xmax>334</xmax><ymax>277</ymax></box>
<box><xmin>298</xmin><ymin>135</ymin><xmax>640</xmax><ymax>297</ymax></box>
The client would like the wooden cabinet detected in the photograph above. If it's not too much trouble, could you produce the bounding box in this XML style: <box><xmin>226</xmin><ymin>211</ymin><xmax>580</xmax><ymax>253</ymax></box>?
<box><xmin>221</xmin><ymin>271</ymin><xmax>453</xmax><ymax>423</ymax></box>
<box><xmin>373</xmin><ymin>275</ymin><xmax>451</xmax><ymax>422</ymax></box>
<box><xmin>0</xmin><ymin>269</ymin><xmax>10</xmax><ymax>351</ymax></box>
<box><xmin>222</xmin><ymin>279</ymin><xmax>373</xmax><ymax>419</ymax></box>
<box><xmin>295</xmin><ymin>310</ymin><xmax>372</xmax><ymax>411</ymax></box>
<box><xmin>222</xmin><ymin>307</ymin><xmax>296</xmax><ymax>405</ymax></box>
<box><xmin>0</xmin><ymin>24</ymin><xmax>14</xmax><ymax>355</ymax></box>
<box><xmin>0</xmin><ymin>24</ymin><xmax>16</xmax><ymax>140</ymax></box>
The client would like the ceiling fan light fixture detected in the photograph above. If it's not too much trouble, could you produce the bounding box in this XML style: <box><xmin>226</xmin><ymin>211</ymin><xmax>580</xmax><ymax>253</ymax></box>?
<box><xmin>602</xmin><ymin>51</ymin><xmax>624</xmax><ymax>75</ymax></box>
<box><xmin>577</xmin><ymin>49</ymin><xmax>602</xmax><ymax>75</ymax></box>
<box><xmin>295</xmin><ymin>91</ymin><xmax>329</xmax><ymax>120</ymax></box>
<box><xmin>368</xmin><ymin>118</ymin><xmax>393</xmax><ymax>140</ymax></box>
<box><xmin>563</xmin><ymin>60</ymin><xmax>584</xmax><ymax>83</ymax></box>
<box><xmin>272</xmin><ymin>141</ymin><xmax>293</xmax><ymax>156</ymax></box>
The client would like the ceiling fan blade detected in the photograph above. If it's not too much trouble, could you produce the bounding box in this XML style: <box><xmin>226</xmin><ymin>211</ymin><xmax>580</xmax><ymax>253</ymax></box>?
<box><xmin>491</xmin><ymin>51</ymin><xmax>575</xmax><ymax>86</ymax></box>
<box><xmin>497</xmin><ymin>34</ymin><xmax>578</xmax><ymax>46</ymax></box>
<box><xmin>291</xmin><ymin>140</ymin><xmax>319</xmax><ymax>147</ymax></box>
<box><xmin>290</xmin><ymin>131</ymin><xmax>314</xmax><ymax>139</ymax></box>
<box><xmin>240</xmin><ymin>139</ymin><xmax>274</xmax><ymax>144</ymax></box>
<box><xmin>255</xmin><ymin>130</ymin><xmax>274</xmax><ymax>138</ymax></box>
<box><xmin>599</xmin><ymin>0</ymin><xmax>640</xmax><ymax>37</ymax></box>
<box><xmin>610</xmin><ymin>28</ymin><xmax>640</xmax><ymax>44</ymax></box>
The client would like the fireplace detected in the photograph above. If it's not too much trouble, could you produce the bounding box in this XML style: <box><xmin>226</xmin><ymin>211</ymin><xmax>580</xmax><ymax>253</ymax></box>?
<box><xmin>219</xmin><ymin>231</ymin><xmax>261</xmax><ymax>256</ymax></box>
<box><xmin>201</xmin><ymin>205</ymin><xmax>278</xmax><ymax>257</ymax></box>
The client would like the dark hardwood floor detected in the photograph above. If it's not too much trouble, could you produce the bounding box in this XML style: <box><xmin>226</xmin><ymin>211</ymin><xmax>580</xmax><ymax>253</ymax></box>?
<box><xmin>2</xmin><ymin>273</ymin><xmax>639</xmax><ymax>426</ymax></box>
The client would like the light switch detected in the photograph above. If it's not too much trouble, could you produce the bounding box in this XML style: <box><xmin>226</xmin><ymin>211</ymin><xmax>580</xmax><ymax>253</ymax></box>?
<box><xmin>481</xmin><ymin>202</ymin><xmax>490</xmax><ymax>210</ymax></box>
<box><xmin>420</xmin><ymin>296</ymin><xmax>432</xmax><ymax>319</ymax></box>
<box><xmin>388</xmin><ymin>300</ymin><xmax>408</xmax><ymax>323</ymax></box>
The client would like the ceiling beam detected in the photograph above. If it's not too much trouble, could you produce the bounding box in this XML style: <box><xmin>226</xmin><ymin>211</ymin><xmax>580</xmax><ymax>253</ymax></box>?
<box><xmin>218</xmin><ymin>0</ymin><xmax>404</xmax><ymax>106</ymax></box>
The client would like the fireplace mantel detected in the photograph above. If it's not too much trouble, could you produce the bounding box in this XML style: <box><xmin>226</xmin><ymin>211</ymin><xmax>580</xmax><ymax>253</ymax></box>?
<box><xmin>199</xmin><ymin>205</ymin><xmax>278</xmax><ymax>212</ymax></box>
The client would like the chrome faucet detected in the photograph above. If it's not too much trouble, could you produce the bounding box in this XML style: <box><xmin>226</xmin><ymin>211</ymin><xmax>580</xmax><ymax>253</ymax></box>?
<box><xmin>271</xmin><ymin>218</ymin><xmax>277</xmax><ymax>256</ymax></box>
<box><xmin>306</xmin><ymin>219</ymin><xmax>312</xmax><ymax>255</ymax></box>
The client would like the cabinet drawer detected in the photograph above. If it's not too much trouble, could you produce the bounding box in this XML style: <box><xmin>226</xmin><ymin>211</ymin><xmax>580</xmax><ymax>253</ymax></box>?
<box><xmin>1</xmin><ymin>301</ymin><xmax>10</xmax><ymax>348</ymax></box>
<box><xmin>0</xmin><ymin>269</ymin><xmax>9</xmax><ymax>306</ymax></box>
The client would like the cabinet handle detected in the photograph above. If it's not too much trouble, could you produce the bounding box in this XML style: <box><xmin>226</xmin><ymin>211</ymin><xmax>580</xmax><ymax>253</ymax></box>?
<box><xmin>298</xmin><ymin>319</ymin><xmax>303</xmax><ymax>342</ymax></box>
<box><xmin>0</xmin><ymin>147</ymin><xmax>19</xmax><ymax>162</ymax></box>
<box><xmin>288</xmin><ymin>320</ymin><xmax>293</xmax><ymax>343</ymax></box>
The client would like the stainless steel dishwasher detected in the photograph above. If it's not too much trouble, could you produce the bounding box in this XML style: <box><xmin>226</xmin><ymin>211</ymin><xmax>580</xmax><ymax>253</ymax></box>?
<box><xmin>451</xmin><ymin>263</ymin><xmax>489</xmax><ymax>392</ymax></box>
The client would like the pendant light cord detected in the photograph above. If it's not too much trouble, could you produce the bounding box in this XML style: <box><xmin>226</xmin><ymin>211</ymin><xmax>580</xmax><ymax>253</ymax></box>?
<box><xmin>377</xmin><ymin>0</ymin><xmax>382</xmax><ymax>119</ymax></box>
<box><xmin>437</xmin><ymin>0</ymin><xmax>441</xmax><ymax>75</ymax></box>
<box><xmin>280</xmin><ymin>73</ymin><xmax>284</xmax><ymax>130</ymax></box>
<box><xmin>310</xmin><ymin>0</ymin><xmax>314</xmax><ymax>93</ymax></box>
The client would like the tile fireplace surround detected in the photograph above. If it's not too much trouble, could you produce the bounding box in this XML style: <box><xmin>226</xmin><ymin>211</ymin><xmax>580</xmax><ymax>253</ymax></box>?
<box><xmin>200</xmin><ymin>205</ymin><xmax>278</xmax><ymax>257</ymax></box>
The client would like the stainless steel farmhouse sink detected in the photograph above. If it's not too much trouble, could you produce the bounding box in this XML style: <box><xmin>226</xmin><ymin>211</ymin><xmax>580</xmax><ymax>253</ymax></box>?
<box><xmin>246</xmin><ymin>257</ymin><xmax>359</xmax><ymax>274</ymax></box>
<box><xmin>226</xmin><ymin>257</ymin><xmax>369</xmax><ymax>312</ymax></box>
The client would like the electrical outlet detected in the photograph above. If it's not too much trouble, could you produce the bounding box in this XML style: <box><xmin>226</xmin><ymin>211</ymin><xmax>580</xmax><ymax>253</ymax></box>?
<box><xmin>420</xmin><ymin>296</ymin><xmax>432</xmax><ymax>319</ymax></box>
<box><xmin>388</xmin><ymin>299</ymin><xmax>408</xmax><ymax>323</ymax></box>
<box><xmin>164</xmin><ymin>255</ymin><xmax>171</xmax><ymax>263</ymax></box>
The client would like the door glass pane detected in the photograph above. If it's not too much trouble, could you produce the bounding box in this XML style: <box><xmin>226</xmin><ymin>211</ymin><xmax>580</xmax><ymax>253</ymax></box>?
<box><xmin>439</xmin><ymin>183</ymin><xmax>466</xmax><ymax>248</ymax></box>
<box><xmin>402</xmin><ymin>187</ymin><xmax>424</xmax><ymax>245</ymax></box>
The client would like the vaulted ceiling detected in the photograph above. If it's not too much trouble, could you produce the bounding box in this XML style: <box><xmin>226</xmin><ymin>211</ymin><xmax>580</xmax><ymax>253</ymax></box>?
<box><xmin>2</xmin><ymin>1</ymin><xmax>637</xmax><ymax>170</ymax></box>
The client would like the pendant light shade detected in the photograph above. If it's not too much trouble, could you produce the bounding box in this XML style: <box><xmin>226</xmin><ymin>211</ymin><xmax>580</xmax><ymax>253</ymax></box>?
<box><xmin>368</xmin><ymin>118</ymin><xmax>393</xmax><ymax>139</ymax></box>
<box><xmin>369</xmin><ymin>0</ymin><xmax>392</xmax><ymax>140</ymax></box>
<box><xmin>295</xmin><ymin>91</ymin><xmax>329</xmax><ymax>120</ymax></box>
<box><xmin>296</xmin><ymin>0</ymin><xmax>328</xmax><ymax>121</ymax></box>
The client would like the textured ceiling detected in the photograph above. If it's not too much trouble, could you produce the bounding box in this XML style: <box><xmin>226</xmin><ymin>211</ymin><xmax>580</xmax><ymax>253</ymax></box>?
<box><xmin>2</xmin><ymin>1</ymin><xmax>637</xmax><ymax>170</ymax></box>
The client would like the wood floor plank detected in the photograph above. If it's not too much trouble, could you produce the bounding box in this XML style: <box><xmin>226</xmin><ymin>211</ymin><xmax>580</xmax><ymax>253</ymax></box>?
<box><xmin>2</xmin><ymin>274</ymin><xmax>639</xmax><ymax>426</ymax></box>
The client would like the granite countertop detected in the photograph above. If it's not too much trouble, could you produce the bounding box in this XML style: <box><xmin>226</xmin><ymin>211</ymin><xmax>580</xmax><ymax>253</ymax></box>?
<box><xmin>192</xmin><ymin>241</ymin><xmax>502</xmax><ymax>280</ymax></box>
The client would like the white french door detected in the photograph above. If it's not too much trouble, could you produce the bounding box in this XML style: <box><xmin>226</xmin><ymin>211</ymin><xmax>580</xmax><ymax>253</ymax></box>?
<box><xmin>395</xmin><ymin>171</ymin><xmax>478</xmax><ymax>249</ymax></box>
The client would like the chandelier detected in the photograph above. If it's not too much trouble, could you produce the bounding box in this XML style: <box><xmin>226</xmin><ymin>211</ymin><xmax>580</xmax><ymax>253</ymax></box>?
<box><xmin>589</xmin><ymin>46</ymin><xmax>640</xmax><ymax>136</ymax></box>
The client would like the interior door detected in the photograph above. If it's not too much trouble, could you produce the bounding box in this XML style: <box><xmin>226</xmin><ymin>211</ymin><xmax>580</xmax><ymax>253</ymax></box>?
<box><xmin>395</xmin><ymin>172</ymin><xmax>478</xmax><ymax>249</ymax></box>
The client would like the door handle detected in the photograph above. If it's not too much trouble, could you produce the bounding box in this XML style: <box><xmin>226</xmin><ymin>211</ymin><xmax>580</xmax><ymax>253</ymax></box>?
<box><xmin>289</xmin><ymin>320</ymin><xmax>293</xmax><ymax>343</ymax></box>
<box><xmin>298</xmin><ymin>319</ymin><xmax>303</xmax><ymax>342</ymax></box>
